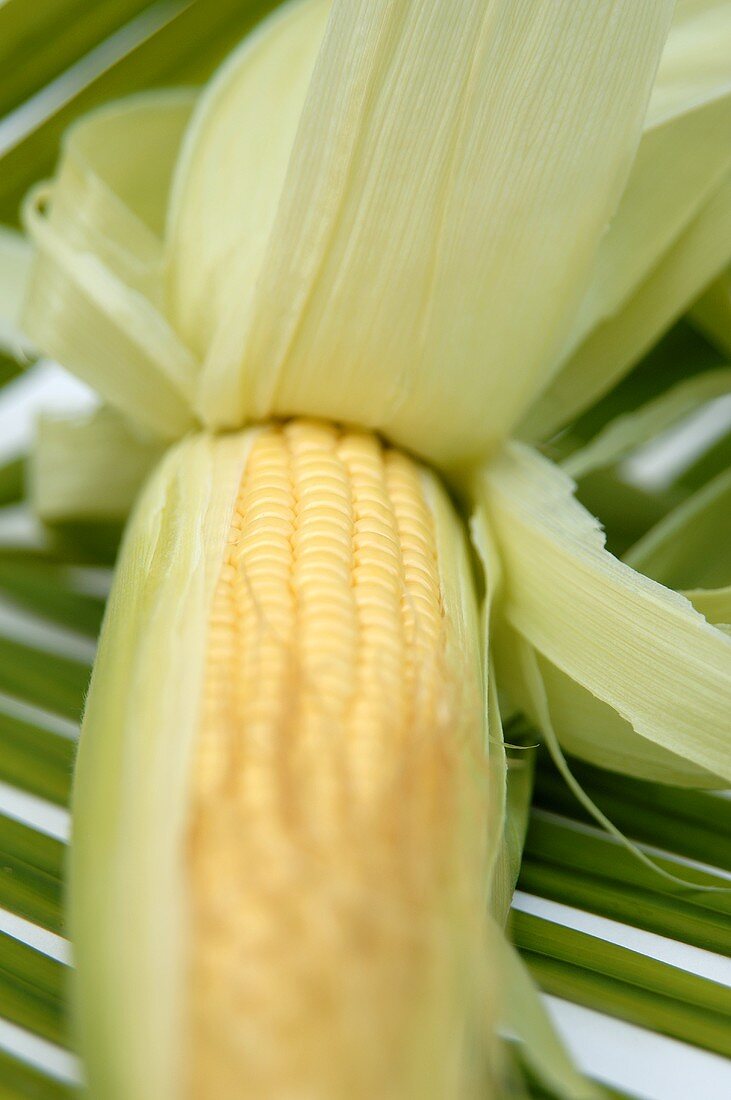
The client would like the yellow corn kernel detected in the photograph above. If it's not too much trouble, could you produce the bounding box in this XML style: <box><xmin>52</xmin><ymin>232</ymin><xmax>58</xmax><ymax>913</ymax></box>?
<box><xmin>71</xmin><ymin>420</ymin><xmax>488</xmax><ymax>1100</ymax></box>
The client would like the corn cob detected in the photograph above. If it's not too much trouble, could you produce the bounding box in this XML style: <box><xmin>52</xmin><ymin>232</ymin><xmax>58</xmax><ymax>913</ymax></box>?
<box><xmin>72</xmin><ymin>419</ymin><xmax>489</xmax><ymax>1099</ymax></box>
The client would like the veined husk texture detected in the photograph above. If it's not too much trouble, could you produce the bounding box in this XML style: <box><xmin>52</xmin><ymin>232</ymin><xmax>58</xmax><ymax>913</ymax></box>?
<box><xmin>71</xmin><ymin>421</ymin><xmax>492</xmax><ymax>1100</ymax></box>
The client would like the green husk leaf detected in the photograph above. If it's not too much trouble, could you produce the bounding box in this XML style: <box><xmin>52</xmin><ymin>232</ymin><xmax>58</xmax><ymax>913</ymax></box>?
<box><xmin>685</xmin><ymin>585</ymin><xmax>731</xmax><ymax>625</ymax></box>
<box><xmin>677</xmin><ymin>426</ymin><xmax>731</xmax><ymax>489</ymax></box>
<box><xmin>496</xmin><ymin>928</ymin><xmax>599</xmax><ymax>1100</ymax></box>
<box><xmin>547</xmin><ymin>321</ymin><xmax>724</xmax><ymax>462</ymax></box>
<box><xmin>574</xmin><ymin>469</ymin><xmax>680</xmax><ymax>559</ymax></box>
<box><xmin>43</xmin><ymin>521</ymin><xmax>124</xmax><ymax>567</ymax></box>
<box><xmin>0</xmin><ymin>227</ymin><xmax>35</xmax><ymax>367</ymax></box>
<box><xmin>513</xmin><ymin>910</ymin><xmax>731</xmax><ymax>1024</ymax></box>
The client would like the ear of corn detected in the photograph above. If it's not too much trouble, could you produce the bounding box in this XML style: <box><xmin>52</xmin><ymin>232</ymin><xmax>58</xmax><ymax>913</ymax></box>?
<box><xmin>72</xmin><ymin>420</ymin><xmax>490</xmax><ymax>1099</ymax></box>
<box><xmin>11</xmin><ymin>2</ymin><xmax>728</xmax><ymax>1098</ymax></box>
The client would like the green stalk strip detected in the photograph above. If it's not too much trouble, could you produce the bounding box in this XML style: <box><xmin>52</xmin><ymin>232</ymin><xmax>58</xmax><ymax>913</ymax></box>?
<box><xmin>533</xmin><ymin>763</ymin><xmax>731</xmax><ymax>873</ymax></box>
<box><xmin>525</xmin><ymin>813</ymin><xmax>731</xmax><ymax>899</ymax></box>
<box><xmin>523</xmin><ymin>812</ymin><xmax>731</xmax><ymax>937</ymax></box>
<box><xmin>0</xmin><ymin>708</ymin><xmax>74</xmax><ymax>808</ymax></box>
<box><xmin>552</xmin><ymin>759</ymin><xmax>731</xmax><ymax>836</ymax></box>
<box><xmin>513</xmin><ymin>912</ymin><xmax>731</xmax><ymax>1020</ymax></box>
<box><xmin>519</xmin><ymin>858</ymin><xmax>731</xmax><ymax>958</ymax></box>
<box><xmin>0</xmin><ymin>933</ymin><xmax>69</xmax><ymax>1047</ymax></box>
<box><xmin>0</xmin><ymin>552</ymin><xmax>106</xmax><ymax>638</ymax></box>
<box><xmin>0</xmin><ymin>636</ymin><xmax>90</xmax><ymax>723</ymax></box>
<box><xmin>512</xmin><ymin>912</ymin><xmax>731</xmax><ymax>1059</ymax></box>
<box><xmin>521</xmin><ymin>950</ymin><xmax>731</xmax><ymax>1060</ymax></box>
<box><xmin>0</xmin><ymin>1045</ymin><xmax>76</xmax><ymax>1100</ymax></box>
<box><xmin>0</xmin><ymin>813</ymin><xmax>65</xmax><ymax>934</ymax></box>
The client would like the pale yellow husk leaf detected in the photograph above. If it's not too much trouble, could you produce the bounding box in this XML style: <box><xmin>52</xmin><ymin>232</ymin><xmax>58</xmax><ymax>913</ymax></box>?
<box><xmin>71</xmin><ymin>433</ymin><xmax>253</xmax><ymax>1100</ymax></box>
<box><xmin>560</xmin><ymin>95</ymin><xmax>731</xmax><ymax>364</ymax></box>
<box><xmin>190</xmin><ymin>0</ymin><xmax>673</xmax><ymax>466</ymax></box>
<box><xmin>489</xmin><ymin>601</ymin><xmax>720</xmax><ymax>786</ymax></box>
<box><xmin>22</xmin><ymin>0</ymin><xmax>714</xmax><ymax>464</ymax></box>
<box><xmin>22</xmin><ymin>93</ymin><xmax>198</xmax><ymax>439</ymax></box>
<box><xmin>32</xmin><ymin>407</ymin><xmax>164</xmax><ymax>522</ymax></box>
<box><xmin>0</xmin><ymin>226</ymin><xmax>34</xmax><ymax>360</ymax></box>
<box><xmin>167</xmin><ymin>0</ymin><xmax>330</xmax><ymax>358</ymax></box>
<box><xmin>523</xmin><ymin>173</ymin><xmax>731</xmax><ymax>440</ymax></box>
<box><xmin>18</xmin><ymin>0</ymin><xmax>728</xmax><ymax>460</ymax></box>
<box><xmin>648</xmin><ymin>0</ymin><xmax>731</xmax><ymax>129</ymax></box>
<box><xmin>475</xmin><ymin>443</ymin><xmax>731</xmax><ymax>783</ymax></box>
